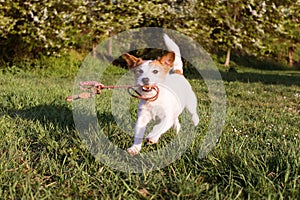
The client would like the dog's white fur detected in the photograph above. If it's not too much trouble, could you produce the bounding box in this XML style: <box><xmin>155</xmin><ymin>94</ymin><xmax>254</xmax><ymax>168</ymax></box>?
<box><xmin>123</xmin><ymin>34</ymin><xmax>199</xmax><ymax>155</ymax></box>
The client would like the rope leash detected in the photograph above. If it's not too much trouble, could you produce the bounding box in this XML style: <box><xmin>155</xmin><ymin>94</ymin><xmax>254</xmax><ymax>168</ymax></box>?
<box><xmin>66</xmin><ymin>81</ymin><xmax>159</xmax><ymax>102</ymax></box>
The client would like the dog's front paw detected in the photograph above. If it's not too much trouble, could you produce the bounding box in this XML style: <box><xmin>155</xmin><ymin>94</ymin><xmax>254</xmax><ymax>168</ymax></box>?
<box><xmin>127</xmin><ymin>145</ymin><xmax>141</xmax><ymax>156</ymax></box>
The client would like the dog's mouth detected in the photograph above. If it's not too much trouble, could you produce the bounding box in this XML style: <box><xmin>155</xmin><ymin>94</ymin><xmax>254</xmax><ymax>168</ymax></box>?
<box><xmin>141</xmin><ymin>85</ymin><xmax>154</xmax><ymax>92</ymax></box>
<box><xmin>128</xmin><ymin>84</ymin><xmax>159</xmax><ymax>102</ymax></box>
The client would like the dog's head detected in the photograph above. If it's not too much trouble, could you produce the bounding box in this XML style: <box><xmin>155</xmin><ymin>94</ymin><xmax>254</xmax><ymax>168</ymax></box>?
<box><xmin>123</xmin><ymin>52</ymin><xmax>175</xmax><ymax>87</ymax></box>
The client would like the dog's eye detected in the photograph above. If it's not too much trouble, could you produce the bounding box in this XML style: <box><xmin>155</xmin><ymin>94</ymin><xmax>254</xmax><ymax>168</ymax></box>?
<box><xmin>152</xmin><ymin>70</ymin><xmax>159</xmax><ymax>74</ymax></box>
<box><xmin>137</xmin><ymin>69</ymin><xmax>143</xmax><ymax>74</ymax></box>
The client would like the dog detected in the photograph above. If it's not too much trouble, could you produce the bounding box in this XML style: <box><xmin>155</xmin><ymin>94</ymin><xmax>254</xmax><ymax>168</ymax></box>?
<box><xmin>123</xmin><ymin>34</ymin><xmax>199</xmax><ymax>156</ymax></box>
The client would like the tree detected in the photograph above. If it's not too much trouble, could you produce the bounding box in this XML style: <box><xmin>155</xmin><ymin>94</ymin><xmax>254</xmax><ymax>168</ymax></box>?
<box><xmin>81</xmin><ymin>0</ymin><xmax>189</xmax><ymax>57</ymax></box>
<box><xmin>1</xmin><ymin>0</ymin><xmax>299</xmax><ymax>68</ymax></box>
<box><xmin>0</xmin><ymin>0</ymin><xmax>85</xmax><ymax>62</ymax></box>
<box><xmin>201</xmin><ymin>0</ymin><xmax>271</xmax><ymax>67</ymax></box>
<box><xmin>277</xmin><ymin>1</ymin><xmax>300</xmax><ymax>66</ymax></box>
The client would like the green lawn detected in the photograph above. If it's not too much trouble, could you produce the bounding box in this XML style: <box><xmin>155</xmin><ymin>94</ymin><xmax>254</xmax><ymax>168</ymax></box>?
<box><xmin>0</xmin><ymin>65</ymin><xmax>299</xmax><ymax>199</ymax></box>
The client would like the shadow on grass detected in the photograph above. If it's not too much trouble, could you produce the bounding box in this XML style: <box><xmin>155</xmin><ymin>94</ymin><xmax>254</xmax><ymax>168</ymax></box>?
<box><xmin>200</xmin><ymin>51</ymin><xmax>300</xmax><ymax>86</ymax></box>
<box><xmin>3</xmin><ymin>102</ymin><xmax>111</xmax><ymax>173</ymax></box>
<box><xmin>184</xmin><ymin>66</ymin><xmax>300</xmax><ymax>86</ymax></box>
<box><xmin>216</xmin><ymin>50</ymin><xmax>299</xmax><ymax>70</ymax></box>
<box><xmin>5</xmin><ymin>103</ymin><xmax>75</xmax><ymax>131</ymax></box>
<box><xmin>220</xmin><ymin>70</ymin><xmax>300</xmax><ymax>87</ymax></box>
<box><xmin>183</xmin><ymin>66</ymin><xmax>300</xmax><ymax>87</ymax></box>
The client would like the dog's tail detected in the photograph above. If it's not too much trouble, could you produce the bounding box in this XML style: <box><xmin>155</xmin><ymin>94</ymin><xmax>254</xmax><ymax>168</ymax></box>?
<box><xmin>163</xmin><ymin>34</ymin><xmax>183</xmax><ymax>75</ymax></box>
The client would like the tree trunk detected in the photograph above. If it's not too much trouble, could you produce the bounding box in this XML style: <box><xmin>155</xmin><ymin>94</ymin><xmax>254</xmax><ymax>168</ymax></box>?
<box><xmin>107</xmin><ymin>30</ymin><xmax>113</xmax><ymax>57</ymax></box>
<box><xmin>224</xmin><ymin>47</ymin><xmax>231</xmax><ymax>67</ymax></box>
<box><xmin>224</xmin><ymin>8</ymin><xmax>237</xmax><ymax>67</ymax></box>
<box><xmin>288</xmin><ymin>46</ymin><xmax>296</xmax><ymax>67</ymax></box>
<box><xmin>92</xmin><ymin>39</ymin><xmax>97</xmax><ymax>59</ymax></box>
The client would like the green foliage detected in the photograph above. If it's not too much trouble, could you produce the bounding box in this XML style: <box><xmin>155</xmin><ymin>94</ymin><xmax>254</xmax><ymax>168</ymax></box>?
<box><xmin>1</xmin><ymin>50</ymin><xmax>82</xmax><ymax>77</ymax></box>
<box><xmin>0</xmin><ymin>0</ymin><xmax>299</xmax><ymax>67</ymax></box>
<box><xmin>0</xmin><ymin>0</ymin><xmax>86</xmax><ymax>62</ymax></box>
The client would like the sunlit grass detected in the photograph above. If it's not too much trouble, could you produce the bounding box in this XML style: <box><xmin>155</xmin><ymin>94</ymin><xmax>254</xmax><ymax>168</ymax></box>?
<box><xmin>0</xmin><ymin>65</ymin><xmax>299</xmax><ymax>199</ymax></box>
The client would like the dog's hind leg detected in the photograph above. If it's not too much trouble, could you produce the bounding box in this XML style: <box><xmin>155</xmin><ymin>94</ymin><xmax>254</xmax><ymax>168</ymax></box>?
<box><xmin>173</xmin><ymin>117</ymin><xmax>181</xmax><ymax>133</ymax></box>
<box><xmin>186</xmin><ymin>94</ymin><xmax>199</xmax><ymax>126</ymax></box>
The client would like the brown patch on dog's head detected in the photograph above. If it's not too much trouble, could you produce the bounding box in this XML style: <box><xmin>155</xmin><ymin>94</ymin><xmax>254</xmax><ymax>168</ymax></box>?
<box><xmin>123</xmin><ymin>51</ymin><xmax>176</xmax><ymax>86</ymax></box>
<box><xmin>149</xmin><ymin>52</ymin><xmax>175</xmax><ymax>73</ymax></box>
<box><xmin>123</xmin><ymin>53</ymin><xmax>144</xmax><ymax>69</ymax></box>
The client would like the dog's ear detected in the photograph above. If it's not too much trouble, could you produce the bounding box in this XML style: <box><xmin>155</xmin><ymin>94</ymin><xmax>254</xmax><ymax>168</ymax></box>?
<box><xmin>123</xmin><ymin>53</ymin><xmax>143</xmax><ymax>69</ymax></box>
<box><xmin>158</xmin><ymin>52</ymin><xmax>175</xmax><ymax>68</ymax></box>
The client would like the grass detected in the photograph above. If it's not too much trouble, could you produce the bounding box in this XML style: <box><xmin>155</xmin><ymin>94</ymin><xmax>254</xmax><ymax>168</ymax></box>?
<box><xmin>0</xmin><ymin>61</ymin><xmax>299</xmax><ymax>199</ymax></box>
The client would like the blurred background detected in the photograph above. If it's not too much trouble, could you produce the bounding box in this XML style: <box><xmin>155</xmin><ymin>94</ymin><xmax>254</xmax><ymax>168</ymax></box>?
<box><xmin>0</xmin><ymin>0</ymin><xmax>299</xmax><ymax>72</ymax></box>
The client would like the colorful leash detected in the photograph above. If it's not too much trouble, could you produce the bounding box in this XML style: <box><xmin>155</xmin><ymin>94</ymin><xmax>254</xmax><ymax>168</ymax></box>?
<box><xmin>66</xmin><ymin>81</ymin><xmax>159</xmax><ymax>102</ymax></box>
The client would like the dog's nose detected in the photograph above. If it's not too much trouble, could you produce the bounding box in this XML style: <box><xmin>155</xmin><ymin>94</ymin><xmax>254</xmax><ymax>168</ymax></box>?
<box><xmin>142</xmin><ymin>77</ymin><xmax>150</xmax><ymax>85</ymax></box>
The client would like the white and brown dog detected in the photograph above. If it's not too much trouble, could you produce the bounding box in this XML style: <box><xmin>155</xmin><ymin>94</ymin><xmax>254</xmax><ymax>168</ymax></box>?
<box><xmin>123</xmin><ymin>34</ymin><xmax>199</xmax><ymax>156</ymax></box>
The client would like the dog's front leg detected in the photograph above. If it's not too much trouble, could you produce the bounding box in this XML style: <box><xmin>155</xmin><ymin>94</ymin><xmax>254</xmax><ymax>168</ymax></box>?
<box><xmin>146</xmin><ymin>118</ymin><xmax>174</xmax><ymax>144</ymax></box>
<box><xmin>127</xmin><ymin>110</ymin><xmax>151</xmax><ymax>156</ymax></box>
